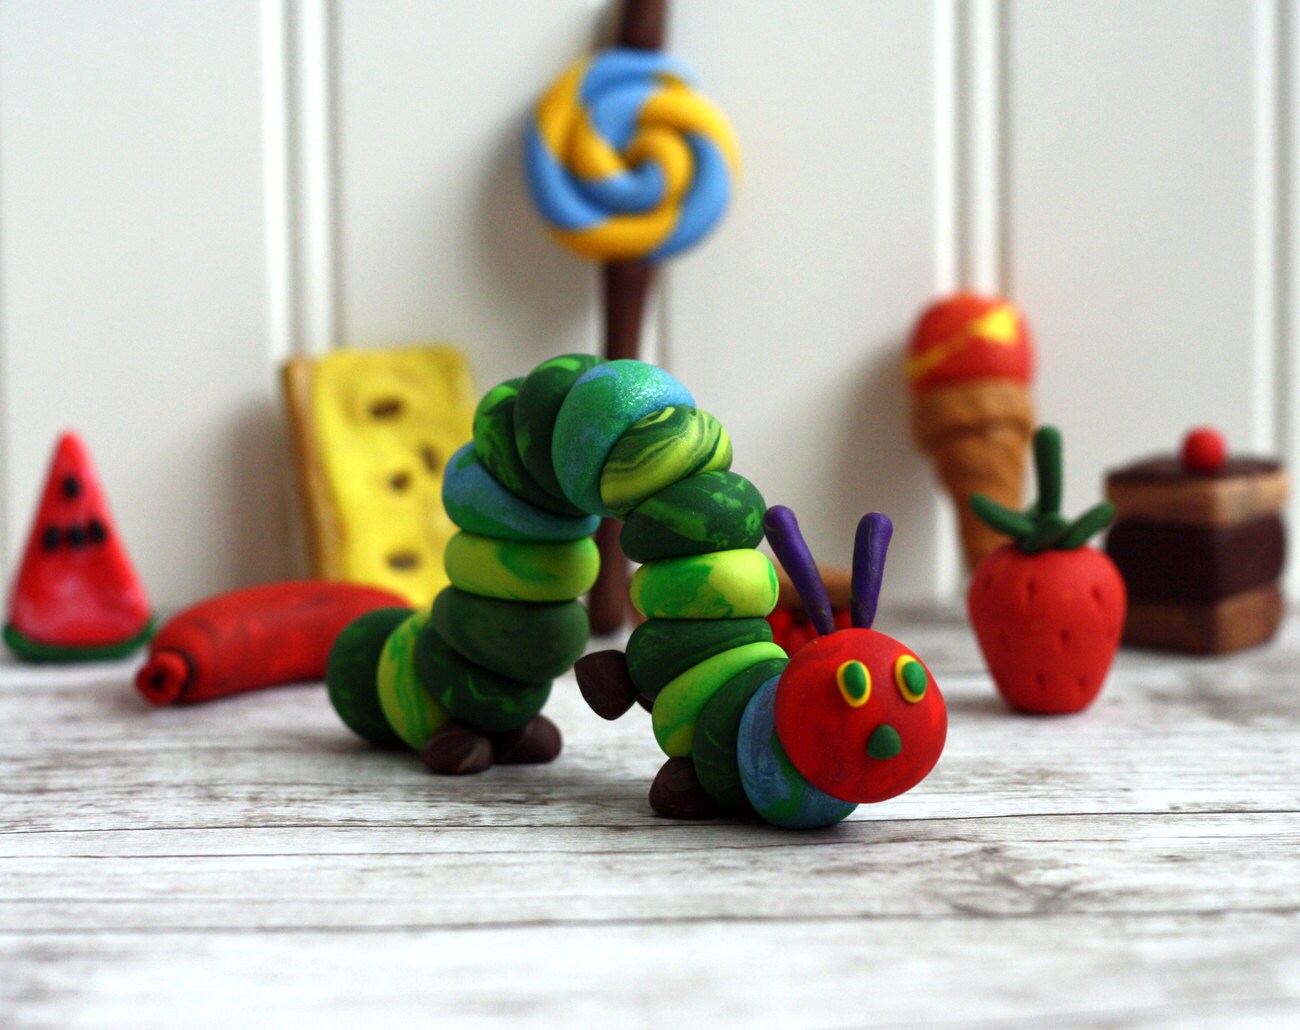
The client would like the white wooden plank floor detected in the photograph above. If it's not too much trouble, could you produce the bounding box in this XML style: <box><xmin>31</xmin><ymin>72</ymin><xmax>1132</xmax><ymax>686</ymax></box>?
<box><xmin>3</xmin><ymin>605</ymin><xmax>1299</xmax><ymax>1029</ymax></box>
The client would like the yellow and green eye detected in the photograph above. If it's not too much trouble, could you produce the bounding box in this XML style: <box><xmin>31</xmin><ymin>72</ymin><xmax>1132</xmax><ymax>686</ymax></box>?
<box><xmin>836</xmin><ymin>660</ymin><xmax>871</xmax><ymax>707</ymax></box>
<box><xmin>895</xmin><ymin>655</ymin><xmax>927</xmax><ymax>703</ymax></box>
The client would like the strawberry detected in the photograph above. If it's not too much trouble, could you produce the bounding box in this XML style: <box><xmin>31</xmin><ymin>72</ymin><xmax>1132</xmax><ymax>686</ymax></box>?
<box><xmin>966</xmin><ymin>426</ymin><xmax>1126</xmax><ymax>714</ymax></box>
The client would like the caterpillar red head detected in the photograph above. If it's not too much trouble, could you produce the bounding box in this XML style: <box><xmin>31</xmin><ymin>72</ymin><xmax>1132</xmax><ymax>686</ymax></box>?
<box><xmin>743</xmin><ymin>507</ymin><xmax>949</xmax><ymax>824</ymax></box>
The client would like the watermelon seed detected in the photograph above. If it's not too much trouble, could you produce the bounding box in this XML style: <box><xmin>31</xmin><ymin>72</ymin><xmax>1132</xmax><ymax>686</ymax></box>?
<box><xmin>42</xmin><ymin>525</ymin><xmax>60</xmax><ymax>550</ymax></box>
<box><xmin>87</xmin><ymin>519</ymin><xmax>107</xmax><ymax>543</ymax></box>
<box><xmin>66</xmin><ymin>524</ymin><xmax>86</xmax><ymax>549</ymax></box>
<box><xmin>61</xmin><ymin>476</ymin><xmax>81</xmax><ymax>499</ymax></box>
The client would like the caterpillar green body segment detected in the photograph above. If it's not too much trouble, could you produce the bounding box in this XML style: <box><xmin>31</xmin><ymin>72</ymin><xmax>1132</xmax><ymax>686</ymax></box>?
<box><xmin>431</xmin><ymin>588</ymin><xmax>588</xmax><ymax>683</ymax></box>
<box><xmin>651</xmin><ymin>641</ymin><xmax>787</xmax><ymax>756</ymax></box>
<box><xmin>474</xmin><ymin>378</ymin><xmax>585</xmax><ymax>516</ymax></box>
<box><xmin>444</xmin><ymin>533</ymin><xmax>600</xmax><ymax>602</ymax></box>
<box><xmin>551</xmin><ymin>360</ymin><xmax>695</xmax><ymax>517</ymax></box>
<box><xmin>599</xmin><ymin>406</ymin><xmax>732</xmax><ymax>518</ymax></box>
<box><xmin>376</xmin><ymin>611</ymin><xmax>449</xmax><ymax>750</ymax></box>
<box><xmin>414</xmin><ymin>624</ymin><xmax>552</xmax><ymax>733</ymax></box>
<box><xmin>691</xmin><ymin>659</ymin><xmax>788</xmax><ymax>812</ymax></box>
<box><xmin>630</xmin><ymin>548</ymin><xmax>779</xmax><ymax>620</ymax></box>
<box><xmin>626</xmin><ymin>617</ymin><xmax>774</xmax><ymax>699</ymax></box>
<box><xmin>514</xmin><ymin>353</ymin><xmax>603</xmax><ymax>501</ymax></box>
<box><xmin>620</xmin><ymin>469</ymin><xmax>767</xmax><ymax>563</ymax></box>
<box><xmin>442</xmin><ymin>443</ymin><xmax>599</xmax><ymax>542</ymax></box>
<box><xmin>326</xmin><ymin>607</ymin><xmax>411</xmax><ymax>747</ymax></box>
<box><xmin>327</xmin><ymin>354</ymin><xmax>789</xmax><ymax>786</ymax></box>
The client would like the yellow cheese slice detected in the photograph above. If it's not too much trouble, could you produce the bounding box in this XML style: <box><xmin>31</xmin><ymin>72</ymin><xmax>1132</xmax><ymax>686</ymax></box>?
<box><xmin>286</xmin><ymin>345</ymin><xmax>475</xmax><ymax>606</ymax></box>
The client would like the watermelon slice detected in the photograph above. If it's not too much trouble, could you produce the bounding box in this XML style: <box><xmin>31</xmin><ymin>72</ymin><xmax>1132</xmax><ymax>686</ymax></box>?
<box><xmin>4</xmin><ymin>432</ymin><xmax>154</xmax><ymax>661</ymax></box>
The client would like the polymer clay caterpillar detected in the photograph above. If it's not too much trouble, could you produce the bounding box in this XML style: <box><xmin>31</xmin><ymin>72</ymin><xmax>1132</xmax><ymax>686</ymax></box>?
<box><xmin>326</xmin><ymin>354</ymin><xmax>751</xmax><ymax>773</ymax></box>
<box><xmin>578</xmin><ymin>507</ymin><xmax>948</xmax><ymax>828</ymax></box>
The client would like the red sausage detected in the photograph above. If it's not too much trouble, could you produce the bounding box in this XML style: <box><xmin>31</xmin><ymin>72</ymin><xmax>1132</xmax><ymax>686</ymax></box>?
<box><xmin>135</xmin><ymin>581</ymin><xmax>410</xmax><ymax>705</ymax></box>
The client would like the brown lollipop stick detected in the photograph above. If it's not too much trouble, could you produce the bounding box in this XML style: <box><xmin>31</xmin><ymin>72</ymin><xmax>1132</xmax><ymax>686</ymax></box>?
<box><xmin>587</xmin><ymin>0</ymin><xmax>668</xmax><ymax>635</ymax></box>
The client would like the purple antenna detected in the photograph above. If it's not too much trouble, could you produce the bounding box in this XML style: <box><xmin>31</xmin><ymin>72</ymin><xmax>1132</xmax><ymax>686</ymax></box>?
<box><xmin>762</xmin><ymin>505</ymin><xmax>835</xmax><ymax>636</ymax></box>
<box><xmin>851</xmin><ymin>512</ymin><xmax>893</xmax><ymax>629</ymax></box>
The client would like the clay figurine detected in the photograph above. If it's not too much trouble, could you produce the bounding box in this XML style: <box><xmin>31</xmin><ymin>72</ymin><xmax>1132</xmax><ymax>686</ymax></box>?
<box><xmin>4</xmin><ymin>432</ymin><xmax>153</xmax><ymax>662</ymax></box>
<box><xmin>967</xmin><ymin>426</ymin><xmax>1126</xmax><ymax>713</ymax></box>
<box><xmin>1105</xmin><ymin>427</ymin><xmax>1286</xmax><ymax>654</ymax></box>
<box><xmin>907</xmin><ymin>293</ymin><xmax>1035</xmax><ymax>569</ymax></box>
<box><xmin>577</xmin><ymin>506</ymin><xmax>948</xmax><ymax>828</ymax></box>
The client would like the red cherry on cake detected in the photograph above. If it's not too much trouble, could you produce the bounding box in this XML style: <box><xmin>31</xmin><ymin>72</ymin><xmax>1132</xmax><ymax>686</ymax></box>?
<box><xmin>1180</xmin><ymin>427</ymin><xmax>1227</xmax><ymax>473</ymax></box>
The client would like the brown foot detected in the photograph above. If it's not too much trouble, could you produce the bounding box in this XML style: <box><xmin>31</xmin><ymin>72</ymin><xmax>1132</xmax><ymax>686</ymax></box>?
<box><xmin>419</xmin><ymin>721</ymin><xmax>493</xmax><ymax>775</ymax></box>
<box><xmin>489</xmin><ymin>715</ymin><xmax>562</xmax><ymax>765</ymax></box>
<box><xmin>575</xmin><ymin>649</ymin><xmax>639</xmax><ymax>720</ymax></box>
<box><xmin>648</xmin><ymin>757</ymin><xmax>725</xmax><ymax>820</ymax></box>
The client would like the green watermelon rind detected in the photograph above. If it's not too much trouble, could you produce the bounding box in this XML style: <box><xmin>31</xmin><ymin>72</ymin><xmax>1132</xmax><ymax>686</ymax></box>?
<box><xmin>3</xmin><ymin>617</ymin><xmax>156</xmax><ymax>663</ymax></box>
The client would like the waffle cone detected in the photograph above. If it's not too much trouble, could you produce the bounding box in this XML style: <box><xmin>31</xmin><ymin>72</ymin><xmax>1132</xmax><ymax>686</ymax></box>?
<box><xmin>911</xmin><ymin>379</ymin><xmax>1033</xmax><ymax>570</ymax></box>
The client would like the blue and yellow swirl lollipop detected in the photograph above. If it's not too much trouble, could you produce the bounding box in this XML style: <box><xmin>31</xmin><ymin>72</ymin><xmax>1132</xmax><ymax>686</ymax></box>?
<box><xmin>525</xmin><ymin>47</ymin><xmax>741</xmax><ymax>263</ymax></box>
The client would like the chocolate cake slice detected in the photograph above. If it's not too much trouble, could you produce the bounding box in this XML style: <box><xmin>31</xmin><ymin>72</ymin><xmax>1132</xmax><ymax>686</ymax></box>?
<box><xmin>1104</xmin><ymin>429</ymin><xmax>1287</xmax><ymax>654</ymax></box>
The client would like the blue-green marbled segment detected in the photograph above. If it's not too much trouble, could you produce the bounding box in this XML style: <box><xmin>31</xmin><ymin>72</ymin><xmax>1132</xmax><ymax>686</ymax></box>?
<box><xmin>442</xmin><ymin>443</ymin><xmax>599</xmax><ymax>541</ymax></box>
<box><xmin>551</xmin><ymin>360</ymin><xmax>693</xmax><ymax>516</ymax></box>
<box><xmin>737</xmin><ymin>677</ymin><xmax>856</xmax><ymax>829</ymax></box>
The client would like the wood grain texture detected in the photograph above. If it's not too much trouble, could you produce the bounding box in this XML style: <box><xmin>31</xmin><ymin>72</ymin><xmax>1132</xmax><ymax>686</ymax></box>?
<box><xmin>2</xmin><ymin>607</ymin><xmax>1298</xmax><ymax>1026</ymax></box>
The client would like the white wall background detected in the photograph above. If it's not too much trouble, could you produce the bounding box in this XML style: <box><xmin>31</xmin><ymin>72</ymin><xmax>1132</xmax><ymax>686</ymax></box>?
<box><xmin>1</xmin><ymin>0</ymin><xmax>1297</xmax><ymax>611</ymax></box>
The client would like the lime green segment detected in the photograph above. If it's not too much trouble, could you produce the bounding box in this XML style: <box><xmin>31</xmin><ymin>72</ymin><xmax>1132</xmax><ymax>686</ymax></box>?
<box><xmin>376</xmin><ymin>610</ymin><xmax>448</xmax><ymax>749</ymax></box>
<box><xmin>444</xmin><ymin>532</ymin><xmax>600</xmax><ymax>601</ymax></box>
<box><xmin>598</xmin><ymin>406</ymin><xmax>732</xmax><ymax>518</ymax></box>
<box><xmin>626</xmin><ymin>616</ymin><xmax>774</xmax><ymax>698</ymax></box>
<box><xmin>326</xmin><ymin>607</ymin><xmax>411</xmax><ymax>746</ymax></box>
<box><xmin>630</xmin><ymin>548</ymin><xmax>778</xmax><ymax>620</ymax></box>
<box><xmin>652</xmin><ymin>641</ymin><xmax>787</xmax><ymax>757</ymax></box>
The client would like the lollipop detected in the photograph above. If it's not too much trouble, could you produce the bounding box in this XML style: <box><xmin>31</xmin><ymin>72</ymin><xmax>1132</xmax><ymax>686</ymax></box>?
<box><xmin>524</xmin><ymin>0</ymin><xmax>741</xmax><ymax>632</ymax></box>
<box><xmin>906</xmin><ymin>293</ymin><xmax>1035</xmax><ymax>570</ymax></box>
<box><xmin>524</xmin><ymin>47</ymin><xmax>740</xmax><ymax>264</ymax></box>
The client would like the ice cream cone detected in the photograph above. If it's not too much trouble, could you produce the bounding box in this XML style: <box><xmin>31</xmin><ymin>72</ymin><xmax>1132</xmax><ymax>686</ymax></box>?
<box><xmin>912</xmin><ymin>380</ymin><xmax>1033</xmax><ymax>568</ymax></box>
<box><xmin>906</xmin><ymin>294</ymin><xmax>1035</xmax><ymax>571</ymax></box>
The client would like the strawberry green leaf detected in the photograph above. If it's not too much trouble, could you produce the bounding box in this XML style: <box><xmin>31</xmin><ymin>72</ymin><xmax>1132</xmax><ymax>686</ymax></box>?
<box><xmin>970</xmin><ymin>495</ymin><xmax>1036</xmax><ymax>538</ymax></box>
<box><xmin>1056</xmin><ymin>502</ymin><xmax>1116</xmax><ymax>549</ymax></box>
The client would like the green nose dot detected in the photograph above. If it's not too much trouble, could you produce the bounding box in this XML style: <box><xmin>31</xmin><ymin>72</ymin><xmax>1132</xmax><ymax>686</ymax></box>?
<box><xmin>902</xmin><ymin>660</ymin><xmax>927</xmax><ymax>697</ymax></box>
<box><xmin>867</xmin><ymin>724</ymin><xmax>902</xmax><ymax>760</ymax></box>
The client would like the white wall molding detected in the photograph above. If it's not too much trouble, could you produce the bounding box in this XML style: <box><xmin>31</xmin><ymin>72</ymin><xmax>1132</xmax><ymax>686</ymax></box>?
<box><xmin>1253</xmin><ymin>0</ymin><xmax>1283</xmax><ymax>456</ymax></box>
<box><xmin>288</xmin><ymin>0</ymin><xmax>341</xmax><ymax>355</ymax></box>
<box><xmin>960</xmin><ymin>0</ymin><xmax>1009</xmax><ymax>296</ymax></box>
<box><xmin>1283</xmin><ymin>0</ymin><xmax>1298</xmax><ymax>598</ymax></box>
